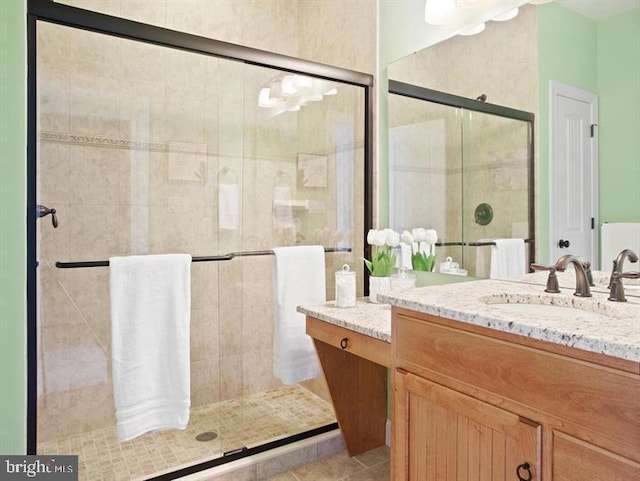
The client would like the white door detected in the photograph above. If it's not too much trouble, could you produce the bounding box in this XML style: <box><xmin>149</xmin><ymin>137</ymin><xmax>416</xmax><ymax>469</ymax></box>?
<box><xmin>549</xmin><ymin>81</ymin><xmax>598</xmax><ymax>265</ymax></box>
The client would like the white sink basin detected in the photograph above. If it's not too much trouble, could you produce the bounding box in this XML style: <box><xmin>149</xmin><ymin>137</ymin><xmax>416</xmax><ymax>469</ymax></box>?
<box><xmin>487</xmin><ymin>302</ymin><xmax>614</xmax><ymax>321</ymax></box>
<box><xmin>479</xmin><ymin>293</ymin><xmax>636</xmax><ymax>320</ymax></box>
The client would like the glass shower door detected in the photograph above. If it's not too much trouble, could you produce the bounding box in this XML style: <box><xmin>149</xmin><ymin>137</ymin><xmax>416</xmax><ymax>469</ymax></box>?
<box><xmin>388</xmin><ymin>93</ymin><xmax>464</xmax><ymax>266</ymax></box>
<box><xmin>35</xmin><ymin>15</ymin><xmax>366</xmax><ymax>479</ymax></box>
<box><xmin>460</xmin><ymin>110</ymin><xmax>532</xmax><ymax>277</ymax></box>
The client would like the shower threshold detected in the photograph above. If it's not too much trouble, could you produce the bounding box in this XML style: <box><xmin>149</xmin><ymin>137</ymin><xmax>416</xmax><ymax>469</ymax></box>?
<box><xmin>37</xmin><ymin>384</ymin><xmax>336</xmax><ymax>480</ymax></box>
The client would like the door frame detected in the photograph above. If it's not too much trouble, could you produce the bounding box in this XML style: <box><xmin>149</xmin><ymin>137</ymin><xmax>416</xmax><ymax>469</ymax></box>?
<box><xmin>548</xmin><ymin>80</ymin><xmax>599</xmax><ymax>265</ymax></box>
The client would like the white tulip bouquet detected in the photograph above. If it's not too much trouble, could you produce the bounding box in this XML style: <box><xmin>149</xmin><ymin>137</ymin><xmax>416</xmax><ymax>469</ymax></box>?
<box><xmin>401</xmin><ymin>228</ymin><xmax>438</xmax><ymax>272</ymax></box>
<box><xmin>364</xmin><ymin>228</ymin><xmax>400</xmax><ymax>277</ymax></box>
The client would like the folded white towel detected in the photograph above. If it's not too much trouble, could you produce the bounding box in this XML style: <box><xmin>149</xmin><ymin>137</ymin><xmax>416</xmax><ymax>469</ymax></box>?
<box><xmin>600</xmin><ymin>223</ymin><xmax>640</xmax><ymax>270</ymax></box>
<box><xmin>109</xmin><ymin>254</ymin><xmax>191</xmax><ymax>442</ymax></box>
<box><xmin>490</xmin><ymin>239</ymin><xmax>525</xmax><ymax>279</ymax></box>
<box><xmin>272</xmin><ymin>246</ymin><xmax>325</xmax><ymax>384</ymax></box>
<box><xmin>218</xmin><ymin>183</ymin><xmax>239</xmax><ymax>230</ymax></box>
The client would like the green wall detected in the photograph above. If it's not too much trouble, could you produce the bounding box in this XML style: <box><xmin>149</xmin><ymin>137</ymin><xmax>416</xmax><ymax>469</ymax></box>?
<box><xmin>0</xmin><ymin>0</ymin><xmax>27</xmax><ymax>453</ymax></box>
<box><xmin>538</xmin><ymin>3</ymin><xmax>640</xmax><ymax>263</ymax></box>
<box><xmin>537</xmin><ymin>3</ymin><xmax>598</xmax><ymax>264</ymax></box>
<box><xmin>597</xmin><ymin>9</ymin><xmax>640</xmax><ymax>223</ymax></box>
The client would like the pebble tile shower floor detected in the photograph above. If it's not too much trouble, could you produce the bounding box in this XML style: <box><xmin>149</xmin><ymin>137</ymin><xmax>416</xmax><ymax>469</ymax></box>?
<box><xmin>38</xmin><ymin>385</ymin><xmax>335</xmax><ymax>480</ymax></box>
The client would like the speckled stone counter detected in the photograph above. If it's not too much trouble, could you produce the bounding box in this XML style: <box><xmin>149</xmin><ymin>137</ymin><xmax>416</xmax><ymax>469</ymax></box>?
<box><xmin>379</xmin><ymin>278</ymin><xmax>640</xmax><ymax>362</ymax></box>
<box><xmin>298</xmin><ymin>299</ymin><xmax>391</xmax><ymax>342</ymax></box>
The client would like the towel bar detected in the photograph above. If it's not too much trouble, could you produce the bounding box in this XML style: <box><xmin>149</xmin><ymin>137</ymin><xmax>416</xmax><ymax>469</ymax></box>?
<box><xmin>433</xmin><ymin>239</ymin><xmax>533</xmax><ymax>248</ymax></box>
<box><xmin>54</xmin><ymin>247</ymin><xmax>352</xmax><ymax>269</ymax></box>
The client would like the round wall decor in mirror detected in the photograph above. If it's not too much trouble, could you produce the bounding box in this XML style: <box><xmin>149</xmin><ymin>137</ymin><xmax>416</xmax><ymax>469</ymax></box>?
<box><xmin>474</xmin><ymin>203</ymin><xmax>493</xmax><ymax>226</ymax></box>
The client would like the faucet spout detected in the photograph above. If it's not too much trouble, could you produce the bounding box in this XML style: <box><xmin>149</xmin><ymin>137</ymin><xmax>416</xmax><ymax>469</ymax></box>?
<box><xmin>554</xmin><ymin>255</ymin><xmax>592</xmax><ymax>297</ymax></box>
<box><xmin>608</xmin><ymin>249</ymin><xmax>639</xmax><ymax>288</ymax></box>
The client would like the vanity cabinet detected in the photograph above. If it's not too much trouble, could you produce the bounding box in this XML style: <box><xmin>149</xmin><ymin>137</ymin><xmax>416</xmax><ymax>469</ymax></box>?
<box><xmin>306</xmin><ymin>315</ymin><xmax>390</xmax><ymax>456</ymax></box>
<box><xmin>391</xmin><ymin>307</ymin><xmax>640</xmax><ymax>480</ymax></box>
<box><xmin>395</xmin><ymin>370</ymin><xmax>540</xmax><ymax>480</ymax></box>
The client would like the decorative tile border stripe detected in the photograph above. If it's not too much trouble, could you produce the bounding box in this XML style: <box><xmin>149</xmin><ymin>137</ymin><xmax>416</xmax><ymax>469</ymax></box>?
<box><xmin>40</xmin><ymin>131</ymin><xmax>365</xmax><ymax>157</ymax></box>
<box><xmin>40</xmin><ymin>131</ymin><xmax>168</xmax><ymax>153</ymax></box>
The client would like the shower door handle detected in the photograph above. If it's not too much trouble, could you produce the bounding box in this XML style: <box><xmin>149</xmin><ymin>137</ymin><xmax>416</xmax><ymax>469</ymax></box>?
<box><xmin>37</xmin><ymin>204</ymin><xmax>58</xmax><ymax>228</ymax></box>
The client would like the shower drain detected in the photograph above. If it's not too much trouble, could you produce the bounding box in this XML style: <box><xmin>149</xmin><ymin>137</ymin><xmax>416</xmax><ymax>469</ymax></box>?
<box><xmin>195</xmin><ymin>431</ymin><xmax>218</xmax><ymax>442</ymax></box>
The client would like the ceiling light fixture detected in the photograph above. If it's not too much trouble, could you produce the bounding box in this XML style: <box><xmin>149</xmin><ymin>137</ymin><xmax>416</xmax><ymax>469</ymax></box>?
<box><xmin>493</xmin><ymin>7</ymin><xmax>519</xmax><ymax>21</ymax></box>
<box><xmin>459</xmin><ymin>22</ymin><xmax>485</xmax><ymax>36</ymax></box>
<box><xmin>424</xmin><ymin>0</ymin><xmax>457</xmax><ymax>26</ymax></box>
<box><xmin>258</xmin><ymin>74</ymin><xmax>338</xmax><ymax>116</ymax></box>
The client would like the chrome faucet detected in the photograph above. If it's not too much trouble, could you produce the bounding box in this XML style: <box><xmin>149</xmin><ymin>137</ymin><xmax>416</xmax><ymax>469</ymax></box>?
<box><xmin>554</xmin><ymin>255</ymin><xmax>592</xmax><ymax>297</ymax></box>
<box><xmin>608</xmin><ymin>249</ymin><xmax>638</xmax><ymax>288</ymax></box>
<box><xmin>608</xmin><ymin>271</ymin><xmax>640</xmax><ymax>302</ymax></box>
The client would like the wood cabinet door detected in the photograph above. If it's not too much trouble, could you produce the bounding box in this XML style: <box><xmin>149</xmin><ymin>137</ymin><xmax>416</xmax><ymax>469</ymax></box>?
<box><xmin>395</xmin><ymin>371</ymin><xmax>541</xmax><ymax>481</ymax></box>
<box><xmin>553</xmin><ymin>431</ymin><xmax>640</xmax><ymax>481</ymax></box>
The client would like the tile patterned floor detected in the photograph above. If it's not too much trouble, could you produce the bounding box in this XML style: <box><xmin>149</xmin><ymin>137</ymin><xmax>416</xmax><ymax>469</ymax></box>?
<box><xmin>266</xmin><ymin>446</ymin><xmax>390</xmax><ymax>481</ymax></box>
<box><xmin>38</xmin><ymin>385</ymin><xmax>336</xmax><ymax>480</ymax></box>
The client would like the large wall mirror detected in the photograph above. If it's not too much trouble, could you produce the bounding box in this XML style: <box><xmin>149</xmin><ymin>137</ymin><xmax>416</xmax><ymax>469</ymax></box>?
<box><xmin>386</xmin><ymin>0</ymin><xmax>640</xmax><ymax>280</ymax></box>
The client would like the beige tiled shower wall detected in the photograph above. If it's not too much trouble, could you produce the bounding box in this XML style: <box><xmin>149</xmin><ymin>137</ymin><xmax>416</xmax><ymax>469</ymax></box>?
<box><xmin>37</xmin><ymin>1</ymin><xmax>375</xmax><ymax>442</ymax></box>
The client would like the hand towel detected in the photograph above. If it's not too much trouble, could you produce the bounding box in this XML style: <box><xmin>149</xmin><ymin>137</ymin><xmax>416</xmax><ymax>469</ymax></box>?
<box><xmin>475</xmin><ymin>238</ymin><xmax>493</xmax><ymax>278</ymax></box>
<box><xmin>273</xmin><ymin>186</ymin><xmax>295</xmax><ymax>230</ymax></box>
<box><xmin>600</xmin><ymin>223</ymin><xmax>640</xmax><ymax>270</ymax></box>
<box><xmin>218</xmin><ymin>183</ymin><xmax>239</xmax><ymax>230</ymax></box>
<box><xmin>109</xmin><ymin>253</ymin><xmax>191</xmax><ymax>442</ymax></box>
<box><xmin>490</xmin><ymin>238</ymin><xmax>525</xmax><ymax>279</ymax></box>
<box><xmin>272</xmin><ymin>246</ymin><xmax>325</xmax><ymax>384</ymax></box>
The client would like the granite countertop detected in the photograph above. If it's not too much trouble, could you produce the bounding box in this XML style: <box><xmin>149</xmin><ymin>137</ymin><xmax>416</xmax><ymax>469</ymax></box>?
<box><xmin>298</xmin><ymin>299</ymin><xmax>392</xmax><ymax>342</ymax></box>
<box><xmin>378</xmin><ymin>278</ymin><xmax>640</xmax><ymax>363</ymax></box>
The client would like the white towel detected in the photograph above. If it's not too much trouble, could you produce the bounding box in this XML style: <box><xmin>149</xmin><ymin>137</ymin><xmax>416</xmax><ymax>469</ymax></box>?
<box><xmin>218</xmin><ymin>183</ymin><xmax>239</xmax><ymax>230</ymax></box>
<box><xmin>109</xmin><ymin>254</ymin><xmax>191</xmax><ymax>442</ymax></box>
<box><xmin>600</xmin><ymin>223</ymin><xmax>640</xmax><ymax>270</ymax></box>
<box><xmin>490</xmin><ymin>239</ymin><xmax>525</xmax><ymax>279</ymax></box>
<box><xmin>273</xmin><ymin>186</ymin><xmax>295</xmax><ymax>229</ymax></box>
<box><xmin>272</xmin><ymin>246</ymin><xmax>325</xmax><ymax>384</ymax></box>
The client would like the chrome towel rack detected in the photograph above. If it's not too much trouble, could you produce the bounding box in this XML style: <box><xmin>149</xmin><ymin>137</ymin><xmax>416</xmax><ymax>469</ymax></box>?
<box><xmin>55</xmin><ymin>247</ymin><xmax>352</xmax><ymax>269</ymax></box>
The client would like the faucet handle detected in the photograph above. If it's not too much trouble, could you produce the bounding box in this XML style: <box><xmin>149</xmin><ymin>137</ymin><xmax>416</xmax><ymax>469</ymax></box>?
<box><xmin>608</xmin><ymin>271</ymin><xmax>640</xmax><ymax>302</ymax></box>
<box><xmin>530</xmin><ymin>263</ymin><xmax>560</xmax><ymax>293</ymax></box>
<box><xmin>581</xmin><ymin>260</ymin><xmax>594</xmax><ymax>286</ymax></box>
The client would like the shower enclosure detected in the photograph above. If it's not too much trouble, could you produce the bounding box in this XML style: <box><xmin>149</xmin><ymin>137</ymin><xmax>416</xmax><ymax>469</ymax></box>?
<box><xmin>388</xmin><ymin>80</ymin><xmax>535</xmax><ymax>276</ymax></box>
<box><xmin>28</xmin><ymin>1</ymin><xmax>372</xmax><ymax>479</ymax></box>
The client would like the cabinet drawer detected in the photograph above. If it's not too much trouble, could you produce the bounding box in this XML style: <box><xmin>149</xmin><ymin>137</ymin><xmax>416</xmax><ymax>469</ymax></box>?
<box><xmin>307</xmin><ymin>316</ymin><xmax>390</xmax><ymax>367</ymax></box>
<box><xmin>553</xmin><ymin>431</ymin><xmax>640</xmax><ymax>480</ymax></box>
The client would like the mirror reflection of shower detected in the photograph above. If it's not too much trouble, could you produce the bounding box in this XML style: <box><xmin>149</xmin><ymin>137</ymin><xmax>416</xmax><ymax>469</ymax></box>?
<box><xmin>388</xmin><ymin>81</ymin><xmax>534</xmax><ymax>278</ymax></box>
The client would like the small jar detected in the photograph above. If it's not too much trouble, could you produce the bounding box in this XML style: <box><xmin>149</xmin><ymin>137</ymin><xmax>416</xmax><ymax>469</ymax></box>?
<box><xmin>391</xmin><ymin>267</ymin><xmax>416</xmax><ymax>289</ymax></box>
<box><xmin>335</xmin><ymin>264</ymin><xmax>356</xmax><ymax>308</ymax></box>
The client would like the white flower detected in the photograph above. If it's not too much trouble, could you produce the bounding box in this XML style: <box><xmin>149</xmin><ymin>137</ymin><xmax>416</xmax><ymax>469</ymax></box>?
<box><xmin>384</xmin><ymin>228</ymin><xmax>400</xmax><ymax>247</ymax></box>
<box><xmin>401</xmin><ymin>230</ymin><xmax>414</xmax><ymax>245</ymax></box>
<box><xmin>412</xmin><ymin>227</ymin><xmax>427</xmax><ymax>242</ymax></box>
<box><xmin>366</xmin><ymin>229</ymin><xmax>377</xmax><ymax>246</ymax></box>
<box><xmin>425</xmin><ymin>229</ymin><xmax>438</xmax><ymax>245</ymax></box>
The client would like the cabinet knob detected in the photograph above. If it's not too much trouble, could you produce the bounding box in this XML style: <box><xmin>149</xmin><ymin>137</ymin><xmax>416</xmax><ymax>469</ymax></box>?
<box><xmin>516</xmin><ymin>462</ymin><xmax>532</xmax><ymax>481</ymax></box>
<box><xmin>340</xmin><ymin>337</ymin><xmax>348</xmax><ymax>349</ymax></box>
